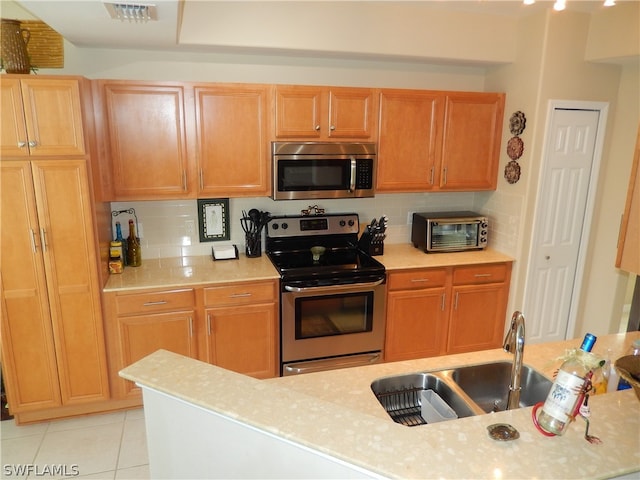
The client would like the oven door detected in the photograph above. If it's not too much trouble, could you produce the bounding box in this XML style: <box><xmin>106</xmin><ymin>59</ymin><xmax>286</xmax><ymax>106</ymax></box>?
<box><xmin>280</xmin><ymin>277</ymin><xmax>386</xmax><ymax>369</ymax></box>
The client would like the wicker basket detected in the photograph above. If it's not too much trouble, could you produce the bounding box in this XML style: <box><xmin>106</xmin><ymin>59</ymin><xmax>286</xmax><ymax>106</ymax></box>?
<box><xmin>1</xmin><ymin>19</ymin><xmax>31</xmax><ymax>74</ymax></box>
<box><xmin>615</xmin><ymin>355</ymin><xmax>640</xmax><ymax>401</ymax></box>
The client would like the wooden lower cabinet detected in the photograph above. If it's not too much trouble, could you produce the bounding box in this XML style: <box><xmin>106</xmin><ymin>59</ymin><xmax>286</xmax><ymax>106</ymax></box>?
<box><xmin>204</xmin><ymin>303</ymin><xmax>277</xmax><ymax>379</ymax></box>
<box><xmin>103</xmin><ymin>288</ymin><xmax>197</xmax><ymax>399</ymax></box>
<box><xmin>385</xmin><ymin>262</ymin><xmax>512</xmax><ymax>361</ymax></box>
<box><xmin>103</xmin><ymin>281</ymin><xmax>279</xmax><ymax>402</ymax></box>
<box><xmin>202</xmin><ymin>281</ymin><xmax>278</xmax><ymax>379</ymax></box>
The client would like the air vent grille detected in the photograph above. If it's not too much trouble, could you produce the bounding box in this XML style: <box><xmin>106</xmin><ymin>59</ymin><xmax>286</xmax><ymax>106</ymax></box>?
<box><xmin>104</xmin><ymin>2</ymin><xmax>157</xmax><ymax>22</ymax></box>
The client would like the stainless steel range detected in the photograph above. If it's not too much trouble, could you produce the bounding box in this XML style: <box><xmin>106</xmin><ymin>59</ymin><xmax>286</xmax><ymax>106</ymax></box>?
<box><xmin>265</xmin><ymin>212</ymin><xmax>387</xmax><ymax>376</ymax></box>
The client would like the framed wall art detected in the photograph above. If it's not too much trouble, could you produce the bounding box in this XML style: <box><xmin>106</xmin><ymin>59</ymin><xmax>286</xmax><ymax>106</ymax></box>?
<box><xmin>197</xmin><ymin>198</ymin><xmax>230</xmax><ymax>242</ymax></box>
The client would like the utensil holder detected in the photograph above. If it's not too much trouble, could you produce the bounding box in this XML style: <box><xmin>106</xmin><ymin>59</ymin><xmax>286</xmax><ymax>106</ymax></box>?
<box><xmin>245</xmin><ymin>233</ymin><xmax>261</xmax><ymax>258</ymax></box>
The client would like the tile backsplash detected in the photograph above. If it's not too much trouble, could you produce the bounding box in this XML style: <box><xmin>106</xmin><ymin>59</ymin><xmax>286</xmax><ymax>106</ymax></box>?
<box><xmin>111</xmin><ymin>192</ymin><xmax>506</xmax><ymax>259</ymax></box>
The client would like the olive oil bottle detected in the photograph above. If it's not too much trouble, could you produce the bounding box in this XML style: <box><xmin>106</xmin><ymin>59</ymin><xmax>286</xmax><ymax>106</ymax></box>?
<box><xmin>126</xmin><ymin>219</ymin><xmax>142</xmax><ymax>267</ymax></box>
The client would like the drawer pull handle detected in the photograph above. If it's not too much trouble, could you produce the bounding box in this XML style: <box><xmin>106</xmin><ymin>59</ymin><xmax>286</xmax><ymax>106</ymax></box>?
<box><xmin>230</xmin><ymin>293</ymin><xmax>252</xmax><ymax>298</ymax></box>
<box><xmin>411</xmin><ymin>278</ymin><xmax>430</xmax><ymax>282</ymax></box>
<box><xmin>143</xmin><ymin>300</ymin><xmax>168</xmax><ymax>306</ymax></box>
<box><xmin>474</xmin><ymin>273</ymin><xmax>492</xmax><ymax>277</ymax></box>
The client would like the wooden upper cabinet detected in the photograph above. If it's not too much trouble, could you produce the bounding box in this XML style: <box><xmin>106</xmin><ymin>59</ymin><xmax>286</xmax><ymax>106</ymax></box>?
<box><xmin>376</xmin><ymin>89</ymin><xmax>505</xmax><ymax>193</ymax></box>
<box><xmin>616</xmin><ymin>126</ymin><xmax>640</xmax><ymax>275</ymax></box>
<box><xmin>97</xmin><ymin>81</ymin><xmax>192</xmax><ymax>200</ymax></box>
<box><xmin>377</xmin><ymin>89</ymin><xmax>444</xmax><ymax>192</ymax></box>
<box><xmin>1</xmin><ymin>77</ymin><xmax>86</xmax><ymax>157</ymax></box>
<box><xmin>195</xmin><ymin>84</ymin><xmax>271</xmax><ymax>197</ymax></box>
<box><xmin>274</xmin><ymin>85</ymin><xmax>377</xmax><ymax>141</ymax></box>
<box><xmin>440</xmin><ymin>92</ymin><xmax>505</xmax><ymax>191</ymax></box>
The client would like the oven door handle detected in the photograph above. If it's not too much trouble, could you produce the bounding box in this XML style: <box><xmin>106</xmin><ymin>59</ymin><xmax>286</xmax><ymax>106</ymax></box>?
<box><xmin>284</xmin><ymin>278</ymin><xmax>384</xmax><ymax>293</ymax></box>
<box><xmin>283</xmin><ymin>352</ymin><xmax>382</xmax><ymax>376</ymax></box>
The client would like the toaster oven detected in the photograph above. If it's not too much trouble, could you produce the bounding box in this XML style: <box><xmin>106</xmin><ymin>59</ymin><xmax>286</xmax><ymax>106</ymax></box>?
<box><xmin>411</xmin><ymin>211</ymin><xmax>488</xmax><ymax>253</ymax></box>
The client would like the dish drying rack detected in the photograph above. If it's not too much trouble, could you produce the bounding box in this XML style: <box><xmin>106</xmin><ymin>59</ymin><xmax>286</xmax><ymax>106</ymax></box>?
<box><xmin>374</xmin><ymin>386</ymin><xmax>427</xmax><ymax>427</ymax></box>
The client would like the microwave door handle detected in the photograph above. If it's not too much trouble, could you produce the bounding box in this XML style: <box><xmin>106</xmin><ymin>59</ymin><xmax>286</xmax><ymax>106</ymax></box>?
<box><xmin>349</xmin><ymin>157</ymin><xmax>356</xmax><ymax>193</ymax></box>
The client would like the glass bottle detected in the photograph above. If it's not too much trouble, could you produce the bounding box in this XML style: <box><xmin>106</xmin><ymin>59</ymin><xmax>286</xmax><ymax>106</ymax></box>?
<box><xmin>115</xmin><ymin>221</ymin><xmax>127</xmax><ymax>266</ymax></box>
<box><xmin>126</xmin><ymin>219</ymin><xmax>142</xmax><ymax>267</ymax></box>
<box><xmin>537</xmin><ymin>333</ymin><xmax>600</xmax><ymax>435</ymax></box>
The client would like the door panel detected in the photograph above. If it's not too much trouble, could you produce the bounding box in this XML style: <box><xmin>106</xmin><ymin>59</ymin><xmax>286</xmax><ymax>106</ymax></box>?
<box><xmin>524</xmin><ymin>108</ymin><xmax>601</xmax><ymax>343</ymax></box>
<box><xmin>0</xmin><ymin>162</ymin><xmax>61</xmax><ymax>411</ymax></box>
<box><xmin>31</xmin><ymin>160</ymin><xmax>110</xmax><ymax>403</ymax></box>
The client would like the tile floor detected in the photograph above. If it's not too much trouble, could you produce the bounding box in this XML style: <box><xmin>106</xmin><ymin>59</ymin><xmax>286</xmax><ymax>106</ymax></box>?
<box><xmin>1</xmin><ymin>409</ymin><xmax>149</xmax><ymax>479</ymax></box>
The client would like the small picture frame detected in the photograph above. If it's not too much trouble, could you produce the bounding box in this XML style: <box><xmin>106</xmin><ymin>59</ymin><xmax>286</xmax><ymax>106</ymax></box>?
<box><xmin>197</xmin><ymin>198</ymin><xmax>230</xmax><ymax>242</ymax></box>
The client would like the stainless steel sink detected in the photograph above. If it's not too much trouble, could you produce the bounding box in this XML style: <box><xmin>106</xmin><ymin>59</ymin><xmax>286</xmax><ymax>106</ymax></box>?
<box><xmin>371</xmin><ymin>373</ymin><xmax>476</xmax><ymax>426</ymax></box>
<box><xmin>445</xmin><ymin>361</ymin><xmax>553</xmax><ymax>413</ymax></box>
<box><xmin>371</xmin><ymin>361</ymin><xmax>552</xmax><ymax>426</ymax></box>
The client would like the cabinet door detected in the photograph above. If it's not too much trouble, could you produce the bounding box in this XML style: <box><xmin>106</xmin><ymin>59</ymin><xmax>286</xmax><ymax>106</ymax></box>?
<box><xmin>447</xmin><ymin>283</ymin><xmax>508</xmax><ymax>354</ymax></box>
<box><xmin>274</xmin><ymin>85</ymin><xmax>323</xmax><ymax>138</ymax></box>
<box><xmin>206</xmin><ymin>303</ymin><xmax>277</xmax><ymax>379</ymax></box>
<box><xmin>1</xmin><ymin>78</ymin><xmax>85</xmax><ymax>157</ymax></box>
<box><xmin>440</xmin><ymin>93</ymin><xmax>504</xmax><ymax>191</ymax></box>
<box><xmin>118</xmin><ymin>311</ymin><xmax>196</xmax><ymax>396</ymax></box>
<box><xmin>377</xmin><ymin>90</ymin><xmax>444</xmax><ymax>192</ymax></box>
<box><xmin>0</xmin><ymin>162</ymin><xmax>61</xmax><ymax>412</ymax></box>
<box><xmin>385</xmin><ymin>287</ymin><xmax>447</xmax><ymax>361</ymax></box>
<box><xmin>101</xmin><ymin>82</ymin><xmax>191</xmax><ymax>199</ymax></box>
<box><xmin>31</xmin><ymin>160</ymin><xmax>110</xmax><ymax>405</ymax></box>
<box><xmin>1</xmin><ymin>79</ymin><xmax>29</xmax><ymax>157</ymax></box>
<box><xmin>328</xmin><ymin>87</ymin><xmax>377</xmax><ymax>139</ymax></box>
<box><xmin>616</xmin><ymin>127</ymin><xmax>640</xmax><ymax>274</ymax></box>
<box><xmin>195</xmin><ymin>85</ymin><xmax>271</xmax><ymax>197</ymax></box>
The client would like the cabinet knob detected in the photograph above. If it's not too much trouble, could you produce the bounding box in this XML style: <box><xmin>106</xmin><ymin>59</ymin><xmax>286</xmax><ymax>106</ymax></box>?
<box><xmin>18</xmin><ymin>141</ymin><xmax>26</xmax><ymax>148</ymax></box>
<box><xmin>330</xmin><ymin>125</ymin><xmax>336</xmax><ymax>131</ymax></box>
<box><xmin>28</xmin><ymin>140</ymin><xmax>37</xmax><ymax>148</ymax></box>
<box><xmin>314</xmin><ymin>125</ymin><xmax>321</xmax><ymax>131</ymax></box>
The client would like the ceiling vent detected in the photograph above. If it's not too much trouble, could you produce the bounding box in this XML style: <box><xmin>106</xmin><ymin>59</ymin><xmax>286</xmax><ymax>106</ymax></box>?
<box><xmin>104</xmin><ymin>2</ymin><xmax>158</xmax><ymax>22</ymax></box>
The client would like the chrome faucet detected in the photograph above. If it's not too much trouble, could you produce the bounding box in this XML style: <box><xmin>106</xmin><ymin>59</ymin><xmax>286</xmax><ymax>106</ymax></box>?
<box><xmin>503</xmin><ymin>311</ymin><xmax>526</xmax><ymax>410</ymax></box>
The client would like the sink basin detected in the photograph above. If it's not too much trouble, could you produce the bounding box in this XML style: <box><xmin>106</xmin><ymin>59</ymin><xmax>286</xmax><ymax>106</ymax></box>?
<box><xmin>446</xmin><ymin>361</ymin><xmax>553</xmax><ymax>413</ymax></box>
<box><xmin>371</xmin><ymin>373</ymin><xmax>476</xmax><ymax>426</ymax></box>
<box><xmin>371</xmin><ymin>361</ymin><xmax>553</xmax><ymax>426</ymax></box>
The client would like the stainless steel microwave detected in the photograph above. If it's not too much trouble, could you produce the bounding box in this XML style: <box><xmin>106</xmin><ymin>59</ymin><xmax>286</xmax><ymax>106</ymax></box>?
<box><xmin>272</xmin><ymin>142</ymin><xmax>376</xmax><ymax>200</ymax></box>
<box><xmin>411</xmin><ymin>211</ymin><xmax>489</xmax><ymax>253</ymax></box>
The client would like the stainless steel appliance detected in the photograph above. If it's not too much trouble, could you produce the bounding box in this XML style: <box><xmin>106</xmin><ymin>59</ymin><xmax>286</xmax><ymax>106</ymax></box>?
<box><xmin>272</xmin><ymin>142</ymin><xmax>376</xmax><ymax>200</ymax></box>
<box><xmin>265</xmin><ymin>213</ymin><xmax>386</xmax><ymax>376</ymax></box>
<box><xmin>411</xmin><ymin>211</ymin><xmax>489</xmax><ymax>253</ymax></box>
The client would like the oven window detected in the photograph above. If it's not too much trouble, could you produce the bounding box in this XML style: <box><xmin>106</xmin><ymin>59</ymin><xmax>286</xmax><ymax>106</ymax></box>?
<box><xmin>431</xmin><ymin>222</ymin><xmax>479</xmax><ymax>249</ymax></box>
<box><xmin>295</xmin><ymin>292</ymin><xmax>373</xmax><ymax>339</ymax></box>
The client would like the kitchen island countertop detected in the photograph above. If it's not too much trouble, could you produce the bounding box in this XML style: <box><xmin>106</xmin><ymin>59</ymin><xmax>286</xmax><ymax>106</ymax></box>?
<box><xmin>121</xmin><ymin>332</ymin><xmax>640</xmax><ymax>479</ymax></box>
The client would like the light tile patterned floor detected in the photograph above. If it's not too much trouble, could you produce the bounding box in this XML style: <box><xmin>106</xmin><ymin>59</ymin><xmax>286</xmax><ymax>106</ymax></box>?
<box><xmin>0</xmin><ymin>409</ymin><xmax>149</xmax><ymax>479</ymax></box>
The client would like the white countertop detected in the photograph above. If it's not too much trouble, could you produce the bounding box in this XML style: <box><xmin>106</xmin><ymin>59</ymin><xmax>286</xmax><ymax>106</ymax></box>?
<box><xmin>121</xmin><ymin>332</ymin><xmax>640</xmax><ymax>479</ymax></box>
<box><xmin>103</xmin><ymin>246</ymin><xmax>513</xmax><ymax>292</ymax></box>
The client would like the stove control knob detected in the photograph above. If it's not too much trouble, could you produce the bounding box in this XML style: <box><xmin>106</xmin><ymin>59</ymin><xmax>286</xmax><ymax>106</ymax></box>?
<box><xmin>348</xmin><ymin>220</ymin><xmax>355</xmax><ymax>227</ymax></box>
<box><xmin>271</xmin><ymin>223</ymin><xmax>279</xmax><ymax>230</ymax></box>
<box><xmin>281</xmin><ymin>222</ymin><xmax>288</xmax><ymax>230</ymax></box>
<box><xmin>339</xmin><ymin>220</ymin><xmax>346</xmax><ymax>227</ymax></box>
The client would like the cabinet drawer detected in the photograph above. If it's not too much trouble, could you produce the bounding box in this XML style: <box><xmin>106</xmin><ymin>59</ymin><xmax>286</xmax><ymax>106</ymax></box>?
<box><xmin>388</xmin><ymin>268</ymin><xmax>448</xmax><ymax>291</ymax></box>
<box><xmin>452</xmin><ymin>263</ymin><xmax>509</xmax><ymax>285</ymax></box>
<box><xmin>204</xmin><ymin>281</ymin><xmax>276</xmax><ymax>306</ymax></box>
<box><xmin>116</xmin><ymin>289</ymin><xmax>195</xmax><ymax>315</ymax></box>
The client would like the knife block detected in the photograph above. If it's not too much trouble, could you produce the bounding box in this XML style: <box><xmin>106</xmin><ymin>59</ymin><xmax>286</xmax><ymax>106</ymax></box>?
<box><xmin>358</xmin><ymin>231</ymin><xmax>384</xmax><ymax>256</ymax></box>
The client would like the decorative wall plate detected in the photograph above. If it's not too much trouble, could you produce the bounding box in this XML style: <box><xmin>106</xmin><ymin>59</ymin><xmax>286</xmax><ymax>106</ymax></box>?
<box><xmin>504</xmin><ymin>160</ymin><xmax>521</xmax><ymax>184</ymax></box>
<box><xmin>507</xmin><ymin>136</ymin><xmax>524</xmax><ymax>160</ymax></box>
<box><xmin>509</xmin><ymin>111</ymin><xmax>526</xmax><ymax>136</ymax></box>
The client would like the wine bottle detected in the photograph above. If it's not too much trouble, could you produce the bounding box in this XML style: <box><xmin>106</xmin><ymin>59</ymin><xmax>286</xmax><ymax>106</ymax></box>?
<box><xmin>537</xmin><ymin>333</ymin><xmax>600</xmax><ymax>435</ymax></box>
<box><xmin>115</xmin><ymin>221</ymin><xmax>127</xmax><ymax>266</ymax></box>
<box><xmin>126</xmin><ymin>219</ymin><xmax>142</xmax><ymax>267</ymax></box>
